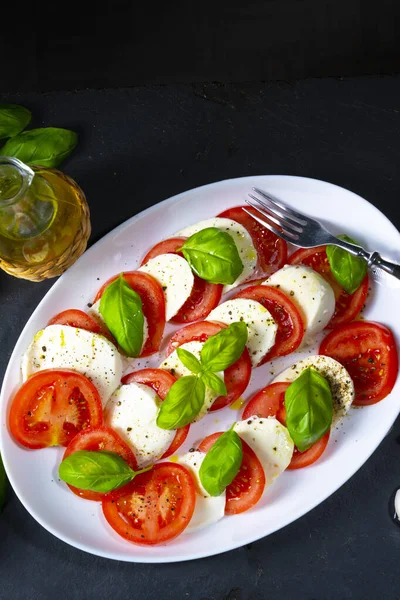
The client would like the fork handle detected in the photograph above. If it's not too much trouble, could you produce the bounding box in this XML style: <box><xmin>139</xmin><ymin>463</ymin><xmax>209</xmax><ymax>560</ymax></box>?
<box><xmin>367</xmin><ymin>252</ymin><xmax>400</xmax><ymax>280</ymax></box>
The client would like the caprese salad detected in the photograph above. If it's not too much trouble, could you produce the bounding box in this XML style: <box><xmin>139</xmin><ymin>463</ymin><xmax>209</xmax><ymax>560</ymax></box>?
<box><xmin>8</xmin><ymin>207</ymin><xmax>398</xmax><ymax>546</ymax></box>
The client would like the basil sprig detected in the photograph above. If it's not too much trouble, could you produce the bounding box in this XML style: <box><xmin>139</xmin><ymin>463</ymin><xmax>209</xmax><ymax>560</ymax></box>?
<box><xmin>199</xmin><ymin>424</ymin><xmax>243</xmax><ymax>496</ymax></box>
<box><xmin>326</xmin><ymin>234</ymin><xmax>367</xmax><ymax>295</ymax></box>
<box><xmin>59</xmin><ymin>450</ymin><xmax>152</xmax><ymax>493</ymax></box>
<box><xmin>0</xmin><ymin>127</ymin><xmax>78</xmax><ymax>168</ymax></box>
<box><xmin>179</xmin><ymin>227</ymin><xmax>243</xmax><ymax>285</ymax></box>
<box><xmin>157</xmin><ymin>322</ymin><xmax>248</xmax><ymax>429</ymax></box>
<box><xmin>0</xmin><ymin>104</ymin><xmax>32</xmax><ymax>140</ymax></box>
<box><xmin>99</xmin><ymin>274</ymin><xmax>144</xmax><ymax>357</ymax></box>
<box><xmin>0</xmin><ymin>454</ymin><xmax>7</xmax><ymax>512</ymax></box>
<box><xmin>284</xmin><ymin>368</ymin><xmax>332</xmax><ymax>452</ymax></box>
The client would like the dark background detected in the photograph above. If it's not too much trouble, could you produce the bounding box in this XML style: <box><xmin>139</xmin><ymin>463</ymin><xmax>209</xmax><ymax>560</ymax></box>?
<box><xmin>1</xmin><ymin>2</ymin><xmax>400</xmax><ymax>600</ymax></box>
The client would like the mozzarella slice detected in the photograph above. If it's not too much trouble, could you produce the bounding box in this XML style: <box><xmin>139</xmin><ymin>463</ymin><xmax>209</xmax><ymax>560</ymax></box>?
<box><xmin>160</xmin><ymin>341</ymin><xmax>220</xmax><ymax>420</ymax></box>
<box><xmin>105</xmin><ymin>382</ymin><xmax>175</xmax><ymax>468</ymax></box>
<box><xmin>177</xmin><ymin>451</ymin><xmax>225</xmax><ymax>533</ymax></box>
<box><xmin>21</xmin><ymin>324</ymin><xmax>122</xmax><ymax>406</ymax></box>
<box><xmin>176</xmin><ymin>217</ymin><xmax>257</xmax><ymax>292</ymax></box>
<box><xmin>272</xmin><ymin>355</ymin><xmax>354</xmax><ymax>426</ymax></box>
<box><xmin>207</xmin><ymin>298</ymin><xmax>277</xmax><ymax>367</ymax></box>
<box><xmin>234</xmin><ymin>417</ymin><xmax>293</xmax><ymax>486</ymax></box>
<box><xmin>264</xmin><ymin>264</ymin><xmax>335</xmax><ymax>340</ymax></box>
<box><xmin>139</xmin><ymin>254</ymin><xmax>194</xmax><ymax>321</ymax></box>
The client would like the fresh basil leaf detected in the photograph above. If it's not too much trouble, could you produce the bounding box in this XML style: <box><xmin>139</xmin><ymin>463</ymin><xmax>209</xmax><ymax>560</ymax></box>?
<box><xmin>157</xmin><ymin>375</ymin><xmax>205</xmax><ymax>429</ymax></box>
<box><xmin>99</xmin><ymin>274</ymin><xmax>144</xmax><ymax>357</ymax></box>
<box><xmin>0</xmin><ymin>454</ymin><xmax>7</xmax><ymax>512</ymax></box>
<box><xmin>176</xmin><ymin>347</ymin><xmax>202</xmax><ymax>374</ymax></box>
<box><xmin>180</xmin><ymin>227</ymin><xmax>243</xmax><ymax>285</ymax></box>
<box><xmin>0</xmin><ymin>127</ymin><xmax>78</xmax><ymax>167</ymax></box>
<box><xmin>326</xmin><ymin>234</ymin><xmax>368</xmax><ymax>295</ymax></box>
<box><xmin>0</xmin><ymin>104</ymin><xmax>31</xmax><ymax>140</ymax></box>
<box><xmin>59</xmin><ymin>450</ymin><xmax>151</xmax><ymax>493</ymax></box>
<box><xmin>199</xmin><ymin>424</ymin><xmax>242</xmax><ymax>496</ymax></box>
<box><xmin>200</xmin><ymin>371</ymin><xmax>227</xmax><ymax>396</ymax></box>
<box><xmin>200</xmin><ymin>321</ymin><xmax>248</xmax><ymax>372</ymax></box>
<box><xmin>284</xmin><ymin>368</ymin><xmax>332</xmax><ymax>453</ymax></box>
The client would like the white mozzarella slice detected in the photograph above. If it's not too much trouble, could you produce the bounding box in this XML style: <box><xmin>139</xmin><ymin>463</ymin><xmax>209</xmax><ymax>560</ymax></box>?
<box><xmin>160</xmin><ymin>341</ymin><xmax>220</xmax><ymax>420</ymax></box>
<box><xmin>234</xmin><ymin>417</ymin><xmax>294</xmax><ymax>486</ymax></box>
<box><xmin>264</xmin><ymin>264</ymin><xmax>335</xmax><ymax>339</ymax></box>
<box><xmin>207</xmin><ymin>298</ymin><xmax>277</xmax><ymax>367</ymax></box>
<box><xmin>21</xmin><ymin>324</ymin><xmax>122</xmax><ymax>406</ymax></box>
<box><xmin>177</xmin><ymin>451</ymin><xmax>225</xmax><ymax>533</ymax></box>
<box><xmin>105</xmin><ymin>382</ymin><xmax>175</xmax><ymax>468</ymax></box>
<box><xmin>176</xmin><ymin>217</ymin><xmax>257</xmax><ymax>292</ymax></box>
<box><xmin>139</xmin><ymin>254</ymin><xmax>194</xmax><ymax>321</ymax></box>
<box><xmin>272</xmin><ymin>355</ymin><xmax>354</xmax><ymax>426</ymax></box>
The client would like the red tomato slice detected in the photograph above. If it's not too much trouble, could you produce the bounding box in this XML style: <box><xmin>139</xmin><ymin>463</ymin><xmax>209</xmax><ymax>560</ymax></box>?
<box><xmin>94</xmin><ymin>271</ymin><xmax>165</xmax><ymax>356</ymax></box>
<box><xmin>48</xmin><ymin>309</ymin><xmax>116</xmax><ymax>344</ymax></box>
<box><xmin>102</xmin><ymin>463</ymin><xmax>196</xmax><ymax>545</ymax></box>
<box><xmin>288</xmin><ymin>246</ymin><xmax>369</xmax><ymax>329</ymax></box>
<box><xmin>142</xmin><ymin>237</ymin><xmax>222</xmax><ymax>323</ymax></box>
<box><xmin>320</xmin><ymin>321</ymin><xmax>398</xmax><ymax>405</ymax></box>
<box><xmin>167</xmin><ymin>322</ymin><xmax>251</xmax><ymax>411</ymax></box>
<box><xmin>242</xmin><ymin>382</ymin><xmax>330</xmax><ymax>469</ymax></box>
<box><xmin>217</xmin><ymin>206</ymin><xmax>287</xmax><ymax>276</ymax></box>
<box><xmin>9</xmin><ymin>370</ymin><xmax>103</xmax><ymax>449</ymax></box>
<box><xmin>198</xmin><ymin>432</ymin><xmax>265</xmax><ymax>514</ymax></box>
<box><xmin>233</xmin><ymin>285</ymin><xmax>305</xmax><ymax>363</ymax></box>
<box><xmin>63</xmin><ymin>426</ymin><xmax>138</xmax><ymax>501</ymax></box>
<box><xmin>121</xmin><ymin>369</ymin><xmax>190</xmax><ymax>457</ymax></box>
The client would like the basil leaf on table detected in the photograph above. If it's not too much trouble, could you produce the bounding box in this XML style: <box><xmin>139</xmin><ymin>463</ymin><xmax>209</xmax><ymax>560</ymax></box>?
<box><xmin>326</xmin><ymin>234</ymin><xmax>368</xmax><ymax>295</ymax></box>
<box><xmin>284</xmin><ymin>367</ymin><xmax>332</xmax><ymax>453</ymax></box>
<box><xmin>157</xmin><ymin>375</ymin><xmax>206</xmax><ymax>429</ymax></box>
<box><xmin>0</xmin><ymin>454</ymin><xmax>7</xmax><ymax>512</ymax></box>
<box><xmin>0</xmin><ymin>104</ymin><xmax>31</xmax><ymax>140</ymax></box>
<box><xmin>99</xmin><ymin>274</ymin><xmax>144</xmax><ymax>357</ymax></box>
<box><xmin>200</xmin><ymin>321</ymin><xmax>248</xmax><ymax>372</ymax></box>
<box><xmin>59</xmin><ymin>450</ymin><xmax>151</xmax><ymax>493</ymax></box>
<box><xmin>176</xmin><ymin>347</ymin><xmax>202</xmax><ymax>374</ymax></box>
<box><xmin>199</xmin><ymin>424</ymin><xmax>243</xmax><ymax>496</ymax></box>
<box><xmin>0</xmin><ymin>127</ymin><xmax>78</xmax><ymax>168</ymax></box>
<box><xmin>180</xmin><ymin>227</ymin><xmax>243</xmax><ymax>285</ymax></box>
<box><xmin>200</xmin><ymin>371</ymin><xmax>227</xmax><ymax>396</ymax></box>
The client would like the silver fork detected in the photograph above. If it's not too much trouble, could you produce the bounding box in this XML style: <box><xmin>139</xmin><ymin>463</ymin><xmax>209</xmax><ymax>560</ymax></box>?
<box><xmin>244</xmin><ymin>187</ymin><xmax>400</xmax><ymax>280</ymax></box>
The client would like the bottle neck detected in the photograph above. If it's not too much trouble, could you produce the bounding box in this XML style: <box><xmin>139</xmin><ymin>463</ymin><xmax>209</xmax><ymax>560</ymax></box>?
<box><xmin>0</xmin><ymin>157</ymin><xmax>34</xmax><ymax>207</ymax></box>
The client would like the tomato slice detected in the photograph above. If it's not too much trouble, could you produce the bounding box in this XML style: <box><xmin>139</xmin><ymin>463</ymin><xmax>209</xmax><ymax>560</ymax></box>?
<box><xmin>242</xmin><ymin>382</ymin><xmax>329</xmax><ymax>469</ymax></box>
<box><xmin>9</xmin><ymin>370</ymin><xmax>103</xmax><ymax>449</ymax></box>
<box><xmin>198</xmin><ymin>432</ymin><xmax>265</xmax><ymax>514</ymax></box>
<box><xmin>320</xmin><ymin>321</ymin><xmax>398</xmax><ymax>405</ymax></box>
<box><xmin>63</xmin><ymin>426</ymin><xmax>138</xmax><ymax>501</ymax></box>
<box><xmin>217</xmin><ymin>206</ymin><xmax>287</xmax><ymax>276</ymax></box>
<box><xmin>233</xmin><ymin>285</ymin><xmax>305</xmax><ymax>363</ymax></box>
<box><xmin>48</xmin><ymin>309</ymin><xmax>115</xmax><ymax>344</ymax></box>
<box><xmin>142</xmin><ymin>237</ymin><xmax>222</xmax><ymax>323</ymax></box>
<box><xmin>167</xmin><ymin>322</ymin><xmax>252</xmax><ymax>411</ymax></box>
<box><xmin>102</xmin><ymin>463</ymin><xmax>196</xmax><ymax>545</ymax></box>
<box><xmin>121</xmin><ymin>369</ymin><xmax>190</xmax><ymax>457</ymax></box>
<box><xmin>94</xmin><ymin>271</ymin><xmax>165</xmax><ymax>356</ymax></box>
<box><xmin>288</xmin><ymin>246</ymin><xmax>369</xmax><ymax>328</ymax></box>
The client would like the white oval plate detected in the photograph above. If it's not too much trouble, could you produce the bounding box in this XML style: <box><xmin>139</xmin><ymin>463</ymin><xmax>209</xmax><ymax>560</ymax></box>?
<box><xmin>1</xmin><ymin>175</ymin><xmax>400</xmax><ymax>563</ymax></box>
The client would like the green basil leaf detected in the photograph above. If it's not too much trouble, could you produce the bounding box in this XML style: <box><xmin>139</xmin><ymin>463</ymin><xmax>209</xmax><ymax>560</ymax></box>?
<box><xmin>180</xmin><ymin>227</ymin><xmax>243</xmax><ymax>284</ymax></box>
<box><xmin>0</xmin><ymin>104</ymin><xmax>31</xmax><ymax>140</ymax></box>
<box><xmin>156</xmin><ymin>375</ymin><xmax>205</xmax><ymax>429</ymax></box>
<box><xmin>0</xmin><ymin>127</ymin><xmax>78</xmax><ymax>167</ymax></box>
<box><xmin>58</xmin><ymin>450</ymin><xmax>151</xmax><ymax>493</ymax></box>
<box><xmin>326</xmin><ymin>234</ymin><xmax>368</xmax><ymax>295</ymax></box>
<box><xmin>200</xmin><ymin>371</ymin><xmax>227</xmax><ymax>396</ymax></box>
<box><xmin>0</xmin><ymin>454</ymin><xmax>7</xmax><ymax>512</ymax></box>
<box><xmin>176</xmin><ymin>347</ymin><xmax>202</xmax><ymax>374</ymax></box>
<box><xmin>284</xmin><ymin>368</ymin><xmax>332</xmax><ymax>453</ymax></box>
<box><xmin>200</xmin><ymin>321</ymin><xmax>248</xmax><ymax>372</ymax></box>
<box><xmin>99</xmin><ymin>274</ymin><xmax>144</xmax><ymax>357</ymax></box>
<box><xmin>199</xmin><ymin>424</ymin><xmax>242</xmax><ymax>496</ymax></box>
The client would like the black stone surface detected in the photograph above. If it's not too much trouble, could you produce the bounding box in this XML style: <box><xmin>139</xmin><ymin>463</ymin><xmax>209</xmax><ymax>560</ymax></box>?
<box><xmin>1</xmin><ymin>77</ymin><xmax>400</xmax><ymax>600</ymax></box>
